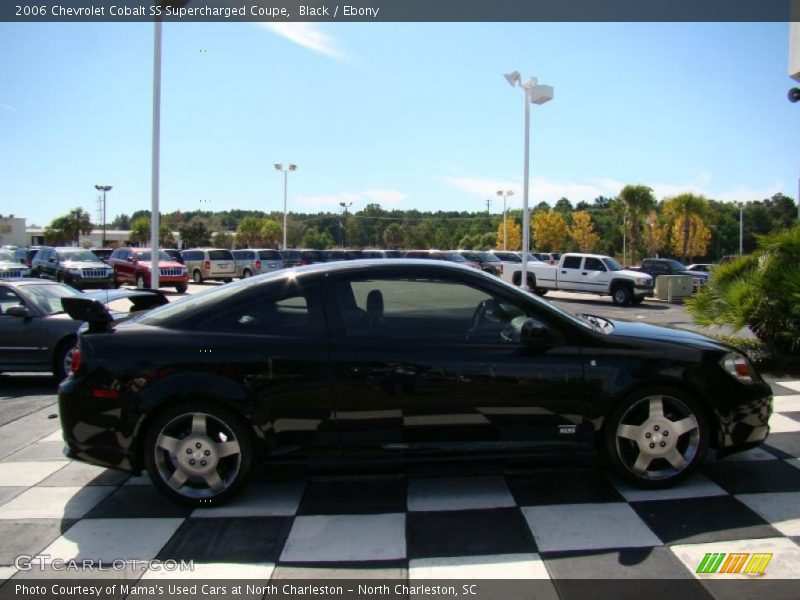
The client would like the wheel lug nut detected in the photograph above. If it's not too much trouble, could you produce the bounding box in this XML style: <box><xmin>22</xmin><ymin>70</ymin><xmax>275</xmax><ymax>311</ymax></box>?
<box><xmin>189</xmin><ymin>459</ymin><xmax>196</xmax><ymax>466</ymax></box>
<box><xmin>204</xmin><ymin>450</ymin><xmax>210</xmax><ymax>456</ymax></box>
<box><xmin>645</xmin><ymin>433</ymin><xmax>651</xmax><ymax>439</ymax></box>
<box><xmin>201</xmin><ymin>460</ymin><xmax>207</xmax><ymax>466</ymax></box>
<box><xmin>186</xmin><ymin>449</ymin><xmax>192</xmax><ymax>454</ymax></box>
<box><xmin>660</xmin><ymin>442</ymin><xmax>666</xmax><ymax>447</ymax></box>
<box><xmin>663</xmin><ymin>431</ymin><xmax>668</xmax><ymax>437</ymax></box>
<box><xmin>195</xmin><ymin>443</ymin><xmax>202</xmax><ymax>449</ymax></box>
<box><xmin>654</xmin><ymin>425</ymin><xmax>660</xmax><ymax>431</ymax></box>
<box><xmin>649</xmin><ymin>443</ymin><xmax>655</xmax><ymax>449</ymax></box>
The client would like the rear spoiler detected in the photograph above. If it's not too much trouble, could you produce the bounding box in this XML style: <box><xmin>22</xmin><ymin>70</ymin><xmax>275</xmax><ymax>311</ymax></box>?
<box><xmin>61</xmin><ymin>297</ymin><xmax>113</xmax><ymax>333</ymax></box>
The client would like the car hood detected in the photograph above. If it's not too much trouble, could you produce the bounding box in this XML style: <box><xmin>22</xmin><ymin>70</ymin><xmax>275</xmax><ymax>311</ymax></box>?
<box><xmin>608</xmin><ymin>319</ymin><xmax>726</xmax><ymax>350</ymax></box>
<box><xmin>61</xmin><ymin>260</ymin><xmax>108</xmax><ymax>269</ymax></box>
<box><xmin>618</xmin><ymin>269</ymin><xmax>652</xmax><ymax>280</ymax></box>
<box><xmin>685</xmin><ymin>270</ymin><xmax>709</xmax><ymax>278</ymax></box>
<box><xmin>0</xmin><ymin>261</ymin><xmax>26</xmax><ymax>269</ymax></box>
<box><xmin>136</xmin><ymin>260</ymin><xmax>185</xmax><ymax>269</ymax></box>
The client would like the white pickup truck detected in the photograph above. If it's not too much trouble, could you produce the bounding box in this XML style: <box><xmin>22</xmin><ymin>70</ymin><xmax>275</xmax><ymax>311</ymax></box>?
<box><xmin>501</xmin><ymin>252</ymin><xmax>654</xmax><ymax>305</ymax></box>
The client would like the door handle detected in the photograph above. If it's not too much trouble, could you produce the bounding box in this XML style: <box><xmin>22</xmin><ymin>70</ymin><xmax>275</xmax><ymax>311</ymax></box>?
<box><xmin>581</xmin><ymin>272</ymin><xmax>588</xmax><ymax>275</ymax></box>
<box><xmin>561</xmin><ymin>270</ymin><xmax>567</xmax><ymax>274</ymax></box>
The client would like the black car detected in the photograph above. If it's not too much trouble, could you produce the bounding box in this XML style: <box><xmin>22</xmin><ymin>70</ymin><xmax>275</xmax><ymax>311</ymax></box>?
<box><xmin>31</xmin><ymin>246</ymin><xmax>114</xmax><ymax>289</ymax></box>
<box><xmin>458</xmin><ymin>250</ymin><xmax>503</xmax><ymax>276</ymax></box>
<box><xmin>59</xmin><ymin>260</ymin><xmax>772</xmax><ymax>507</ymax></box>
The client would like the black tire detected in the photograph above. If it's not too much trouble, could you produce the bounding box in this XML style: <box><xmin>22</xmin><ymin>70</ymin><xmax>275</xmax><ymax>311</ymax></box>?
<box><xmin>632</xmin><ymin>296</ymin><xmax>645</xmax><ymax>305</ymax></box>
<box><xmin>135</xmin><ymin>273</ymin><xmax>146</xmax><ymax>290</ymax></box>
<box><xmin>175</xmin><ymin>283</ymin><xmax>188</xmax><ymax>293</ymax></box>
<box><xmin>603</xmin><ymin>387</ymin><xmax>708</xmax><ymax>489</ymax></box>
<box><xmin>611</xmin><ymin>284</ymin><xmax>632</xmax><ymax>306</ymax></box>
<box><xmin>54</xmin><ymin>338</ymin><xmax>77</xmax><ymax>381</ymax></box>
<box><xmin>223</xmin><ymin>278</ymin><xmax>233</xmax><ymax>284</ymax></box>
<box><xmin>192</xmin><ymin>270</ymin><xmax>204</xmax><ymax>284</ymax></box>
<box><xmin>55</xmin><ymin>272</ymin><xmax>64</xmax><ymax>284</ymax></box>
<box><xmin>242</xmin><ymin>269</ymin><xmax>252</xmax><ymax>279</ymax></box>
<box><xmin>535</xmin><ymin>288</ymin><xmax>548</xmax><ymax>297</ymax></box>
<box><xmin>144</xmin><ymin>402</ymin><xmax>254</xmax><ymax>507</ymax></box>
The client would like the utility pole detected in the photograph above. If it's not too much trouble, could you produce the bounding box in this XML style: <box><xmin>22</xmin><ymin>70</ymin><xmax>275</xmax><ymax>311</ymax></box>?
<box><xmin>485</xmin><ymin>198</ymin><xmax>491</xmax><ymax>215</ymax></box>
<box><xmin>339</xmin><ymin>201</ymin><xmax>353</xmax><ymax>248</ymax></box>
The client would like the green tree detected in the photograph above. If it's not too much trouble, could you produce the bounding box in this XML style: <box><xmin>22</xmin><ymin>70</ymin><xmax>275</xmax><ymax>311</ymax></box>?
<box><xmin>618</xmin><ymin>184</ymin><xmax>657</xmax><ymax>264</ymax></box>
<box><xmin>302</xmin><ymin>227</ymin><xmax>334</xmax><ymax>249</ymax></box>
<box><xmin>260</xmin><ymin>219</ymin><xmax>282</xmax><ymax>248</ymax></box>
<box><xmin>236</xmin><ymin>216</ymin><xmax>264</xmax><ymax>248</ymax></box>
<box><xmin>179</xmin><ymin>217</ymin><xmax>211</xmax><ymax>248</ymax></box>
<box><xmin>213</xmin><ymin>231</ymin><xmax>233</xmax><ymax>248</ymax></box>
<box><xmin>160</xmin><ymin>224</ymin><xmax>175</xmax><ymax>247</ymax></box>
<box><xmin>49</xmin><ymin>207</ymin><xmax>93</xmax><ymax>245</ymax></box>
<box><xmin>130</xmin><ymin>217</ymin><xmax>150</xmax><ymax>246</ymax></box>
<box><xmin>477</xmin><ymin>231</ymin><xmax>497</xmax><ymax>250</ymax></box>
<box><xmin>663</xmin><ymin>193</ymin><xmax>710</xmax><ymax>261</ymax></box>
<box><xmin>382</xmin><ymin>223</ymin><xmax>405</xmax><ymax>249</ymax></box>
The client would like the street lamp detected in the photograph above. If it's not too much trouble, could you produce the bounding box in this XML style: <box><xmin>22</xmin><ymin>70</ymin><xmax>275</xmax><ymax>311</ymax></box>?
<box><xmin>738</xmin><ymin>201</ymin><xmax>744</xmax><ymax>255</ymax></box>
<box><xmin>339</xmin><ymin>201</ymin><xmax>353</xmax><ymax>248</ymax></box>
<box><xmin>504</xmin><ymin>71</ymin><xmax>553</xmax><ymax>290</ymax></box>
<box><xmin>274</xmin><ymin>163</ymin><xmax>297</xmax><ymax>249</ymax></box>
<box><xmin>496</xmin><ymin>189</ymin><xmax>514</xmax><ymax>250</ymax></box>
<box><xmin>94</xmin><ymin>185</ymin><xmax>112</xmax><ymax>247</ymax></box>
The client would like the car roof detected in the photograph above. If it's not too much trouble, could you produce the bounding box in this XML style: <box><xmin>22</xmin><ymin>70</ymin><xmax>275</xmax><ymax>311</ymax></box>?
<box><xmin>0</xmin><ymin>278</ymin><xmax>69</xmax><ymax>289</ymax></box>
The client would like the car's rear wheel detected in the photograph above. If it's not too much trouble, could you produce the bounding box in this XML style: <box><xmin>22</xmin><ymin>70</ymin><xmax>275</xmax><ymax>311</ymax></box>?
<box><xmin>192</xmin><ymin>270</ymin><xmax>203</xmax><ymax>284</ymax></box>
<box><xmin>144</xmin><ymin>403</ymin><xmax>254</xmax><ymax>507</ymax></box>
<box><xmin>54</xmin><ymin>338</ymin><xmax>76</xmax><ymax>381</ymax></box>
<box><xmin>604</xmin><ymin>388</ymin><xmax>708</xmax><ymax>488</ymax></box>
<box><xmin>242</xmin><ymin>269</ymin><xmax>252</xmax><ymax>279</ymax></box>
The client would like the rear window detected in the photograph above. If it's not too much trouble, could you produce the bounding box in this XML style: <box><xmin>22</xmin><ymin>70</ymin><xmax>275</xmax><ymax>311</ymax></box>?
<box><xmin>259</xmin><ymin>250</ymin><xmax>279</xmax><ymax>260</ymax></box>
<box><xmin>280</xmin><ymin>250</ymin><xmax>301</xmax><ymax>260</ymax></box>
<box><xmin>208</xmin><ymin>250</ymin><xmax>233</xmax><ymax>261</ymax></box>
<box><xmin>562</xmin><ymin>256</ymin><xmax>582</xmax><ymax>269</ymax></box>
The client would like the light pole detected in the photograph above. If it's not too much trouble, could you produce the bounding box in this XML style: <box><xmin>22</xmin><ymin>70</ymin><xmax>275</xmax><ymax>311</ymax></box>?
<box><xmin>496</xmin><ymin>190</ymin><xmax>514</xmax><ymax>250</ymax></box>
<box><xmin>738</xmin><ymin>202</ymin><xmax>744</xmax><ymax>255</ymax></box>
<box><xmin>274</xmin><ymin>163</ymin><xmax>297</xmax><ymax>249</ymax></box>
<box><xmin>94</xmin><ymin>185</ymin><xmax>112</xmax><ymax>247</ymax></box>
<box><xmin>339</xmin><ymin>201</ymin><xmax>353</xmax><ymax>248</ymax></box>
<box><xmin>504</xmin><ymin>71</ymin><xmax>553</xmax><ymax>290</ymax></box>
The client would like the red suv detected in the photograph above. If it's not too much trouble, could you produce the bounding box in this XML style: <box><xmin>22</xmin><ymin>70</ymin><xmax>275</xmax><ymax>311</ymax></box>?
<box><xmin>109</xmin><ymin>248</ymin><xmax>189</xmax><ymax>293</ymax></box>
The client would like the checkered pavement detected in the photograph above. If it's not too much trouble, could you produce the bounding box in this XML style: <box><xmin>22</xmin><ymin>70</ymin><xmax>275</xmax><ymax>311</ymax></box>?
<box><xmin>0</xmin><ymin>380</ymin><xmax>798</xmax><ymax>595</ymax></box>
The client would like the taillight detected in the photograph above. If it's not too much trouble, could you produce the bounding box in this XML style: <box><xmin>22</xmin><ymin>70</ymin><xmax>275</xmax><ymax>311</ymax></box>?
<box><xmin>70</xmin><ymin>348</ymin><xmax>81</xmax><ymax>373</ymax></box>
<box><xmin>254</xmin><ymin>260</ymin><xmax>261</xmax><ymax>269</ymax></box>
<box><xmin>204</xmin><ymin>260</ymin><xmax>210</xmax><ymax>270</ymax></box>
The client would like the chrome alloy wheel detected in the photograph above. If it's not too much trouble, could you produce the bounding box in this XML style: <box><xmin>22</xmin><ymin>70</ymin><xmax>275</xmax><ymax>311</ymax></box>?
<box><xmin>614</xmin><ymin>395</ymin><xmax>701</xmax><ymax>481</ymax></box>
<box><xmin>153</xmin><ymin>412</ymin><xmax>242</xmax><ymax>499</ymax></box>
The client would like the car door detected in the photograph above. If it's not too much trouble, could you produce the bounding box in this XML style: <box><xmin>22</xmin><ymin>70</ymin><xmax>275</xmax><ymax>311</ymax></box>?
<box><xmin>557</xmin><ymin>255</ymin><xmax>584</xmax><ymax>290</ymax></box>
<box><xmin>326</xmin><ymin>267</ymin><xmax>592</xmax><ymax>457</ymax></box>
<box><xmin>581</xmin><ymin>257</ymin><xmax>609</xmax><ymax>293</ymax></box>
<box><xmin>0</xmin><ymin>287</ymin><xmax>47</xmax><ymax>369</ymax></box>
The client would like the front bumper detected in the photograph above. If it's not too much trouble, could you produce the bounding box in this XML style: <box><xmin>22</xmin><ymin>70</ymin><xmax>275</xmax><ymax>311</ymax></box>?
<box><xmin>634</xmin><ymin>284</ymin><xmax>655</xmax><ymax>298</ymax></box>
<box><xmin>715</xmin><ymin>394</ymin><xmax>772</xmax><ymax>457</ymax></box>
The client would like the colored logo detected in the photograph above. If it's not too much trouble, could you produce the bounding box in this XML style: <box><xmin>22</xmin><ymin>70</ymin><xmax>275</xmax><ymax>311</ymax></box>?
<box><xmin>696</xmin><ymin>552</ymin><xmax>772</xmax><ymax>576</ymax></box>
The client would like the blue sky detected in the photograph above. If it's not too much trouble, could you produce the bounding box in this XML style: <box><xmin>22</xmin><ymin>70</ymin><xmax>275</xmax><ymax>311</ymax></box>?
<box><xmin>0</xmin><ymin>21</ymin><xmax>798</xmax><ymax>227</ymax></box>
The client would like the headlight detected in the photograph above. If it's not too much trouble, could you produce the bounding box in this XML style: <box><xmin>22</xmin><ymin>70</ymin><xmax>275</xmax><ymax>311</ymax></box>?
<box><xmin>721</xmin><ymin>352</ymin><xmax>754</xmax><ymax>383</ymax></box>
<box><xmin>68</xmin><ymin>268</ymin><xmax>81</xmax><ymax>275</ymax></box>
<box><xmin>635</xmin><ymin>278</ymin><xmax>650</xmax><ymax>286</ymax></box>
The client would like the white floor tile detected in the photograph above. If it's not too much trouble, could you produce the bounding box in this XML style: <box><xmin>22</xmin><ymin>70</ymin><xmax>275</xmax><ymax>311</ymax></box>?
<box><xmin>736</xmin><ymin>492</ymin><xmax>800</xmax><ymax>536</ymax></box>
<box><xmin>0</xmin><ymin>567</ymin><xmax>16</xmax><ymax>580</ymax></box>
<box><xmin>0</xmin><ymin>486</ymin><xmax>113</xmax><ymax>519</ymax></box>
<box><xmin>767</xmin><ymin>414</ymin><xmax>800</xmax><ymax>433</ymax></box>
<box><xmin>670</xmin><ymin>537</ymin><xmax>800</xmax><ymax>579</ymax></box>
<box><xmin>522</xmin><ymin>503</ymin><xmax>662</xmax><ymax>553</ymax></box>
<box><xmin>191</xmin><ymin>483</ymin><xmax>305</xmax><ymax>518</ymax></box>
<box><xmin>142</xmin><ymin>562</ymin><xmax>274</xmax><ymax>579</ymax></box>
<box><xmin>407</xmin><ymin>476</ymin><xmax>516</xmax><ymax>512</ymax></box>
<box><xmin>39</xmin><ymin>518</ymin><xmax>184</xmax><ymax>561</ymax></box>
<box><xmin>775</xmin><ymin>381</ymin><xmax>800</xmax><ymax>393</ymax></box>
<box><xmin>409</xmin><ymin>554</ymin><xmax>550</xmax><ymax>579</ymax></box>
<box><xmin>612</xmin><ymin>473</ymin><xmax>728</xmax><ymax>502</ymax></box>
<box><xmin>772</xmin><ymin>394</ymin><xmax>800</xmax><ymax>413</ymax></box>
<box><xmin>281</xmin><ymin>514</ymin><xmax>405</xmax><ymax>562</ymax></box>
<box><xmin>40</xmin><ymin>430</ymin><xmax>64</xmax><ymax>443</ymax></box>
<box><xmin>0</xmin><ymin>461</ymin><xmax>66</xmax><ymax>486</ymax></box>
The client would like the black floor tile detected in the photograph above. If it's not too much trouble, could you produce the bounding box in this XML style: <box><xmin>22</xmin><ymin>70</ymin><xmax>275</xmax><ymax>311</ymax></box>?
<box><xmin>407</xmin><ymin>508</ymin><xmax>535</xmax><ymax>558</ymax></box>
<box><xmin>0</xmin><ymin>519</ymin><xmax>76</xmax><ymax>565</ymax></box>
<box><xmin>631</xmin><ymin>496</ymin><xmax>781</xmax><ymax>545</ymax></box>
<box><xmin>554</xmin><ymin>579</ymin><xmax>713</xmax><ymax>600</ymax></box>
<box><xmin>704</xmin><ymin>459</ymin><xmax>800</xmax><ymax>494</ymax></box>
<box><xmin>506</xmin><ymin>468</ymin><xmax>623</xmax><ymax>505</ymax></box>
<box><xmin>157</xmin><ymin>517</ymin><xmax>293</xmax><ymax>563</ymax></box>
<box><xmin>297</xmin><ymin>477</ymin><xmax>406</xmax><ymax>515</ymax></box>
<box><xmin>272</xmin><ymin>561</ymin><xmax>407</xmax><ymax>579</ymax></box>
<box><xmin>84</xmin><ymin>486</ymin><xmax>193</xmax><ymax>519</ymax></box>
<box><xmin>762</xmin><ymin>433</ymin><xmax>800</xmax><ymax>460</ymax></box>
<box><xmin>542</xmin><ymin>546</ymin><xmax>697</xmax><ymax>579</ymax></box>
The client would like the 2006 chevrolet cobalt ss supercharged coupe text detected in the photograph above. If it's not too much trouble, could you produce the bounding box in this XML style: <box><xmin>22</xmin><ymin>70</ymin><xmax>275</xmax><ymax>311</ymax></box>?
<box><xmin>58</xmin><ymin>260</ymin><xmax>772</xmax><ymax>506</ymax></box>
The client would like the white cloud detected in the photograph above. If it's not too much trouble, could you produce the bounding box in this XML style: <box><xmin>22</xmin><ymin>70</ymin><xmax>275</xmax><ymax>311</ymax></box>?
<box><xmin>294</xmin><ymin>189</ymin><xmax>407</xmax><ymax>211</ymax></box>
<box><xmin>256</xmin><ymin>23</ymin><xmax>346</xmax><ymax>61</ymax></box>
<box><xmin>0</xmin><ymin>102</ymin><xmax>16</xmax><ymax>112</ymax></box>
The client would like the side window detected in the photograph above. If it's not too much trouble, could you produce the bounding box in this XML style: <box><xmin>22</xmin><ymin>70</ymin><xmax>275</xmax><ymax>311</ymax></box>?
<box><xmin>333</xmin><ymin>276</ymin><xmax>529</xmax><ymax>344</ymax></box>
<box><xmin>0</xmin><ymin>289</ymin><xmax>25</xmax><ymax>314</ymax></box>
<box><xmin>584</xmin><ymin>257</ymin><xmax>606</xmax><ymax>271</ymax></box>
<box><xmin>260</xmin><ymin>251</ymin><xmax>279</xmax><ymax>260</ymax></box>
<box><xmin>562</xmin><ymin>256</ymin><xmax>582</xmax><ymax>269</ymax></box>
<box><xmin>197</xmin><ymin>287</ymin><xmax>325</xmax><ymax>336</ymax></box>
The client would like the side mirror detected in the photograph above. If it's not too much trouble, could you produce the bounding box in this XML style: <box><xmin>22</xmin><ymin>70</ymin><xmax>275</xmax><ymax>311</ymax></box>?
<box><xmin>126</xmin><ymin>256</ymin><xmax>135</xmax><ymax>263</ymax></box>
<box><xmin>48</xmin><ymin>257</ymin><xmax>56</xmax><ymax>263</ymax></box>
<box><xmin>519</xmin><ymin>318</ymin><xmax>553</xmax><ymax>345</ymax></box>
<box><xmin>5</xmin><ymin>306</ymin><xmax>30</xmax><ymax>319</ymax></box>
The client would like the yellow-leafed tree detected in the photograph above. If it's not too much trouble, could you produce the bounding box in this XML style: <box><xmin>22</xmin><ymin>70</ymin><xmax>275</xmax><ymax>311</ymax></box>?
<box><xmin>496</xmin><ymin>218</ymin><xmax>522</xmax><ymax>250</ymax></box>
<box><xmin>642</xmin><ymin>211</ymin><xmax>668</xmax><ymax>257</ymax></box>
<box><xmin>669</xmin><ymin>214</ymin><xmax>711</xmax><ymax>260</ymax></box>
<box><xmin>568</xmin><ymin>211</ymin><xmax>599</xmax><ymax>252</ymax></box>
<box><xmin>533</xmin><ymin>211</ymin><xmax>568</xmax><ymax>252</ymax></box>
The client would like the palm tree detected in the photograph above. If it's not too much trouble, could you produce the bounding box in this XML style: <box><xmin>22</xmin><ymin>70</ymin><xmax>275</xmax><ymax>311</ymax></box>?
<box><xmin>618</xmin><ymin>185</ymin><xmax>657</xmax><ymax>264</ymax></box>
<box><xmin>52</xmin><ymin>207</ymin><xmax>93</xmax><ymax>245</ymax></box>
<box><xmin>663</xmin><ymin>193</ymin><xmax>709</xmax><ymax>261</ymax></box>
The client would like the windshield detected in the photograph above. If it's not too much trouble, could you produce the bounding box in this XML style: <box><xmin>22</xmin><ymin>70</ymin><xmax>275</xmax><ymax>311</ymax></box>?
<box><xmin>603</xmin><ymin>258</ymin><xmax>624</xmax><ymax>271</ymax></box>
<box><xmin>134</xmin><ymin>251</ymin><xmax>172</xmax><ymax>262</ymax></box>
<box><xmin>666</xmin><ymin>259</ymin><xmax>688</xmax><ymax>271</ymax></box>
<box><xmin>59</xmin><ymin>250</ymin><xmax>100</xmax><ymax>262</ymax></box>
<box><xmin>440</xmin><ymin>252</ymin><xmax>467</xmax><ymax>262</ymax></box>
<box><xmin>475</xmin><ymin>252</ymin><xmax>500</xmax><ymax>263</ymax></box>
<box><xmin>0</xmin><ymin>250</ymin><xmax>14</xmax><ymax>262</ymax></box>
<box><xmin>24</xmin><ymin>283</ymin><xmax>80</xmax><ymax>315</ymax></box>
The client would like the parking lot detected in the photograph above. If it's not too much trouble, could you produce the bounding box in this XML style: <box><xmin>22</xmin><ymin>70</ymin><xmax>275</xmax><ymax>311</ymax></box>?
<box><xmin>0</xmin><ymin>282</ymin><xmax>796</xmax><ymax>594</ymax></box>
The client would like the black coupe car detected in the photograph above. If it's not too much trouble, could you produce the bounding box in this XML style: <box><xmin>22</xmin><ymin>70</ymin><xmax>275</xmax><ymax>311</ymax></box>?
<box><xmin>58</xmin><ymin>260</ymin><xmax>772</xmax><ymax>506</ymax></box>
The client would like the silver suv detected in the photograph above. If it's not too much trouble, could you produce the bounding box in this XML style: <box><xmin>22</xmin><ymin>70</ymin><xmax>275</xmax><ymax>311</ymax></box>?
<box><xmin>231</xmin><ymin>249</ymin><xmax>286</xmax><ymax>278</ymax></box>
<box><xmin>180</xmin><ymin>248</ymin><xmax>236</xmax><ymax>284</ymax></box>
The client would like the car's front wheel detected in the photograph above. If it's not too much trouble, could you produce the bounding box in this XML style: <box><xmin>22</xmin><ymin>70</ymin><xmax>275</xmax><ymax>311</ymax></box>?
<box><xmin>604</xmin><ymin>388</ymin><xmax>708</xmax><ymax>488</ymax></box>
<box><xmin>144</xmin><ymin>403</ymin><xmax>254</xmax><ymax>507</ymax></box>
<box><xmin>175</xmin><ymin>283</ymin><xmax>188</xmax><ymax>293</ymax></box>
